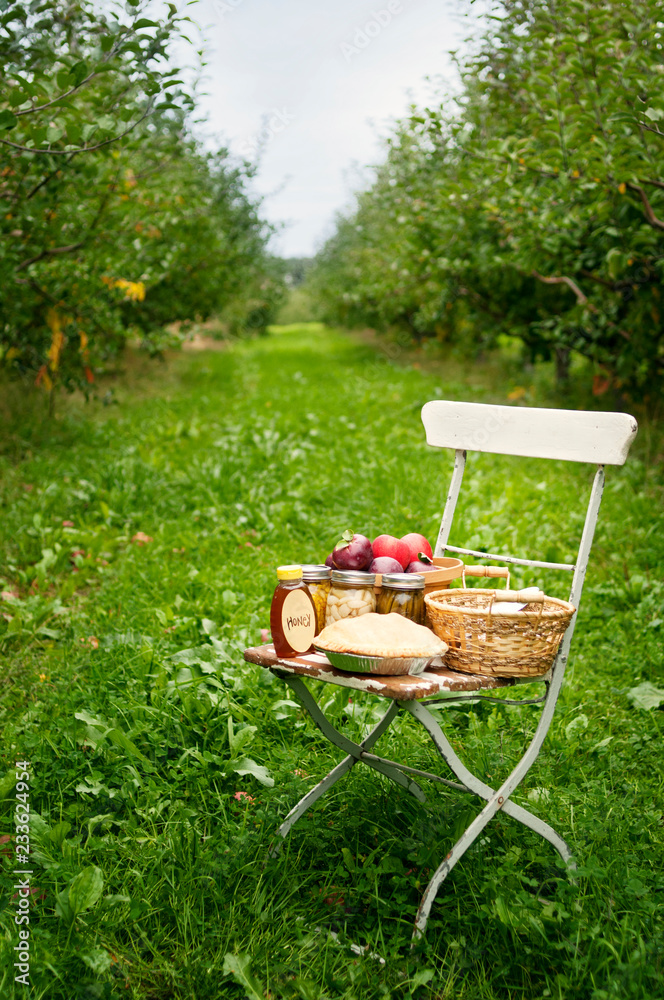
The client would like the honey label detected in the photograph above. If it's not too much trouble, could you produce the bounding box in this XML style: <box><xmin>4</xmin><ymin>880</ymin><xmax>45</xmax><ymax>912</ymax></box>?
<box><xmin>281</xmin><ymin>589</ymin><xmax>315</xmax><ymax>653</ymax></box>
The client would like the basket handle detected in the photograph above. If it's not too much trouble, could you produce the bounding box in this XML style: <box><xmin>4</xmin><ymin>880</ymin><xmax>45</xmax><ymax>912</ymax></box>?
<box><xmin>462</xmin><ymin>565</ymin><xmax>510</xmax><ymax>589</ymax></box>
<box><xmin>491</xmin><ymin>589</ymin><xmax>546</xmax><ymax>604</ymax></box>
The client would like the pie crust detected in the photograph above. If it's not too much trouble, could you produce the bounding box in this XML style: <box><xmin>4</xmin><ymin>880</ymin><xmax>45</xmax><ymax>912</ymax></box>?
<box><xmin>314</xmin><ymin>612</ymin><xmax>446</xmax><ymax>658</ymax></box>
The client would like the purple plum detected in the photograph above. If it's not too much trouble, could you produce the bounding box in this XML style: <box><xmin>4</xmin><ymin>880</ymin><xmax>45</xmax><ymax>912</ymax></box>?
<box><xmin>407</xmin><ymin>560</ymin><xmax>438</xmax><ymax>573</ymax></box>
<box><xmin>332</xmin><ymin>531</ymin><xmax>373</xmax><ymax>570</ymax></box>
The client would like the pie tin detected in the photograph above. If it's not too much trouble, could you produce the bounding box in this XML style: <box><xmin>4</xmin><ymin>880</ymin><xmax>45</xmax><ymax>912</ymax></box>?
<box><xmin>314</xmin><ymin>645</ymin><xmax>448</xmax><ymax>677</ymax></box>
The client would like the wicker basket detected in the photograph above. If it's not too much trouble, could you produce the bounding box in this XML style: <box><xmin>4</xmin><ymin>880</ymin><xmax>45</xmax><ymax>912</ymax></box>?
<box><xmin>424</xmin><ymin>588</ymin><xmax>575</xmax><ymax>678</ymax></box>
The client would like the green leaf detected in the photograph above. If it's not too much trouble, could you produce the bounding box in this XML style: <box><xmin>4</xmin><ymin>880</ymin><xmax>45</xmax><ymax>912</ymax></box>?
<box><xmin>565</xmin><ymin>714</ymin><xmax>588</xmax><ymax>740</ymax></box>
<box><xmin>80</xmin><ymin>948</ymin><xmax>112</xmax><ymax>974</ymax></box>
<box><xmin>228</xmin><ymin>724</ymin><xmax>257</xmax><ymax>756</ymax></box>
<box><xmin>106</xmin><ymin>728</ymin><xmax>155</xmax><ymax>771</ymax></box>
<box><xmin>341</xmin><ymin>847</ymin><xmax>355</xmax><ymax>871</ymax></box>
<box><xmin>222</xmin><ymin>953</ymin><xmax>265</xmax><ymax>1000</ymax></box>
<box><xmin>46</xmin><ymin>124</ymin><xmax>64</xmax><ymax>144</ymax></box>
<box><xmin>74</xmin><ymin>709</ymin><xmax>106</xmax><ymax>729</ymax></box>
<box><xmin>56</xmin><ymin>866</ymin><xmax>104</xmax><ymax>922</ymax></box>
<box><xmin>70</xmin><ymin>60</ymin><xmax>88</xmax><ymax>86</ymax></box>
<box><xmin>49</xmin><ymin>821</ymin><xmax>71</xmax><ymax>847</ymax></box>
<box><xmin>409</xmin><ymin>968</ymin><xmax>436</xmax><ymax>989</ymax></box>
<box><xmin>626</xmin><ymin>682</ymin><xmax>664</xmax><ymax>711</ymax></box>
<box><xmin>232</xmin><ymin>757</ymin><xmax>274</xmax><ymax>786</ymax></box>
<box><xmin>606</xmin><ymin>247</ymin><xmax>623</xmax><ymax>280</ymax></box>
<box><xmin>0</xmin><ymin>771</ymin><xmax>16</xmax><ymax>800</ymax></box>
<box><xmin>133</xmin><ymin>18</ymin><xmax>160</xmax><ymax>29</ymax></box>
<box><xmin>644</xmin><ymin>108</ymin><xmax>664</xmax><ymax>122</ymax></box>
<box><xmin>0</xmin><ymin>110</ymin><xmax>18</xmax><ymax>130</ymax></box>
<box><xmin>69</xmin><ymin>866</ymin><xmax>104</xmax><ymax>913</ymax></box>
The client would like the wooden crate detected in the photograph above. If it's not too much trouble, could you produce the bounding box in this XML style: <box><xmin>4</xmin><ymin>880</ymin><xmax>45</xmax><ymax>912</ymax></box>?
<box><xmin>373</xmin><ymin>558</ymin><xmax>510</xmax><ymax>595</ymax></box>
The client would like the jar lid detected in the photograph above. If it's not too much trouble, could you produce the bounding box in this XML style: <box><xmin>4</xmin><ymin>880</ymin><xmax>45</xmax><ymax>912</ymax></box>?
<box><xmin>380</xmin><ymin>572</ymin><xmax>425</xmax><ymax>590</ymax></box>
<box><xmin>330</xmin><ymin>569</ymin><xmax>376</xmax><ymax>586</ymax></box>
<box><xmin>301</xmin><ymin>564</ymin><xmax>331</xmax><ymax>581</ymax></box>
<box><xmin>277</xmin><ymin>564</ymin><xmax>303</xmax><ymax>581</ymax></box>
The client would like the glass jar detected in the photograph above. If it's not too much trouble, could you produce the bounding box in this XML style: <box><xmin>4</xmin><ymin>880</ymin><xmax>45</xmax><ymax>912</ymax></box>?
<box><xmin>269</xmin><ymin>565</ymin><xmax>316</xmax><ymax>657</ymax></box>
<box><xmin>376</xmin><ymin>573</ymin><xmax>425</xmax><ymax>625</ymax></box>
<box><xmin>325</xmin><ymin>570</ymin><xmax>376</xmax><ymax>626</ymax></box>
<box><xmin>301</xmin><ymin>564</ymin><xmax>331</xmax><ymax>635</ymax></box>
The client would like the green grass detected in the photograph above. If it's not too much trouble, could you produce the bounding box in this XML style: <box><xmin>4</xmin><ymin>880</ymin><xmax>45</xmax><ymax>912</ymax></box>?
<box><xmin>0</xmin><ymin>322</ymin><xmax>663</xmax><ymax>999</ymax></box>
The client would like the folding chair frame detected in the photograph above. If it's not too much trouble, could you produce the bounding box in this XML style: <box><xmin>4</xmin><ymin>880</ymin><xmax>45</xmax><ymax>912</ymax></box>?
<box><xmin>245</xmin><ymin>402</ymin><xmax>637</xmax><ymax>941</ymax></box>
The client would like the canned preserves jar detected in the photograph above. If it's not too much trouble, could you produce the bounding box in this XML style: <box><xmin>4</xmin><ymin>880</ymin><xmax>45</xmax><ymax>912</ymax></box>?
<box><xmin>325</xmin><ymin>570</ymin><xmax>376</xmax><ymax>625</ymax></box>
<box><xmin>301</xmin><ymin>564</ymin><xmax>331</xmax><ymax>635</ymax></box>
<box><xmin>376</xmin><ymin>572</ymin><xmax>425</xmax><ymax>625</ymax></box>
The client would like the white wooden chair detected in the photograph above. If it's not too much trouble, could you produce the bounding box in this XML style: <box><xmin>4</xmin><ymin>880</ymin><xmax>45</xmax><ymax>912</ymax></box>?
<box><xmin>244</xmin><ymin>401</ymin><xmax>638</xmax><ymax>941</ymax></box>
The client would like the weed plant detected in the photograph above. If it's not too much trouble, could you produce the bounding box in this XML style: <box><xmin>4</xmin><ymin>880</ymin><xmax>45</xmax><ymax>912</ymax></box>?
<box><xmin>0</xmin><ymin>324</ymin><xmax>662</xmax><ymax>999</ymax></box>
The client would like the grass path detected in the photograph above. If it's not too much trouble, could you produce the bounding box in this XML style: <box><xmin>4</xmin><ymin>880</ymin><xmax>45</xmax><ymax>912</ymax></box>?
<box><xmin>1</xmin><ymin>323</ymin><xmax>663</xmax><ymax>999</ymax></box>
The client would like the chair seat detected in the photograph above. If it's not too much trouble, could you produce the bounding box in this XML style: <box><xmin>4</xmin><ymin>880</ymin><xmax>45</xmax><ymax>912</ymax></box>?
<box><xmin>244</xmin><ymin>643</ymin><xmax>515</xmax><ymax>700</ymax></box>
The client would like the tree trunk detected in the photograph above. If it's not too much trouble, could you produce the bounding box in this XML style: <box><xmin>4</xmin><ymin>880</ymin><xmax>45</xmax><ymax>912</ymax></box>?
<box><xmin>555</xmin><ymin>346</ymin><xmax>570</xmax><ymax>386</ymax></box>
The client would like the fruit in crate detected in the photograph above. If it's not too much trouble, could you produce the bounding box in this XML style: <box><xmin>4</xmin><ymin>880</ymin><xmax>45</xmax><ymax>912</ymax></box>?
<box><xmin>332</xmin><ymin>530</ymin><xmax>373</xmax><ymax>570</ymax></box>
<box><xmin>372</xmin><ymin>534</ymin><xmax>410</xmax><ymax>571</ymax></box>
<box><xmin>369</xmin><ymin>556</ymin><xmax>404</xmax><ymax>574</ymax></box>
<box><xmin>407</xmin><ymin>559</ymin><xmax>437</xmax><ymax>574</ymax></box>
<box><xmin>401</xmin><ymin>533</ymin><xmax>433</xmax><ymax>564</ymax></box>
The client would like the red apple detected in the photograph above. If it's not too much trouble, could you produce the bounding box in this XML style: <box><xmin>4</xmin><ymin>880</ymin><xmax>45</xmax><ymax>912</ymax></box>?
<box><xmin>372</xmin><ymin>534</ymin><xmax>410</xmax><ymax>571</ymax></box>
<box><xmin>407</xmin><ymin>560</ymin><xmax>438</xmax><ymax>573</ymax></box>
<box><xmin>369</xmin><ymin>556</ymin><xmax>404</xmax><ymax>574</ymax></box>
<box><xmin>401</xmin><ymin>533</ymin><xmax>433</xmax><ymax>565</ymax></box>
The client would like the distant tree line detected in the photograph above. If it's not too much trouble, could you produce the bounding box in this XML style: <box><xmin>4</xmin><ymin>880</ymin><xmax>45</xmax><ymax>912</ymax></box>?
<box><xmin>310</xmin><ymin>0</ymin><xmax>664</xmax><ymax>401</ymax></box>
<box><xmin>0</xmin><ymin>0</ymin><xmax>284</xmax><ymax>403</ymax></box>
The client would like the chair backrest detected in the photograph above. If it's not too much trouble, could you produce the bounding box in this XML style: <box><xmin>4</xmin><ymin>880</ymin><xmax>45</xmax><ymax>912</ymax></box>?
<box><xmin>421</xmin><ymin>400</ymin><xmax>637</xmax><ymax>464</ymax></box>
<box><xmin>421</xmin><ymin>401</ymin><xmax>638</xmax><ymax>683</ymax></box>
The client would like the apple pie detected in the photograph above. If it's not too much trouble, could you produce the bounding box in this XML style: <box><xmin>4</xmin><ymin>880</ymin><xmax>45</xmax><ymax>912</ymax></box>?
<box><xmin>314</xmin><ymin>612</ymin><xmax>446</xmax><ymax>659</ymax></box>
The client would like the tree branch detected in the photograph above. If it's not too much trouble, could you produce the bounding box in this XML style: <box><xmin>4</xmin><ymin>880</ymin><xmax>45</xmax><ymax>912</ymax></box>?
<box><xmin>626</xmin><ymin>183</ymin><xmax>664</xmax><ymax>230</ymax></box>
<box><xmin>21</xmin><ymin>152</ymin><xmax>80</xmax><ymax>202</ymax></box>
<box><xmin>13</xmin><ymin>70</ymin><xmax>101</xmax><ymax>117</ymax></box>
<box><xmin>637</xmin><ymin>121</ymin><xmax>664</xmax><ymax>138</ymax></box>
<box><xmin>531</xmin><ymin>270</ymin><xmax>588</xmax><ymax>304</ymax></box>
<box><xmin>0</xmin><ymin>104</ymin><xmax>154</xmax><ymax>157</ymax></box>
<box><xmin>531</xmin><ymin>270</ymin><xmax>631</xmax><ymax>340</ymax></box>
<box><xmin>457</xmin><ymin>285</ymin><xmax>508</xmax><ymax>323</ymax></box>
<box><xmin>16</xmin><ymin>242</ymin><xmax>85</xmax><ymax>272</ymax></box>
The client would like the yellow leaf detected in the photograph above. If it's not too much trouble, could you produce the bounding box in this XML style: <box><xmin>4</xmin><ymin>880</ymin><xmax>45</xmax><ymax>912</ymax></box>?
<box><xmin>35</xmin><ymin>364</ymin><xmax>53</xmax><ymax>392</ymax></box>
<box><xmin>571</xmin><ymin>169</ymin><xmax>580</xmax><ymax>179</ymax></box>
<box><xmin>112</xmin><ymin>278</ymin><xmax>146</xmax><ymax>302</ymax></box>
<box><xmin>46</xmin><ymin>307</ymin><xmax>62</xmax><ymax>336</ymax></box>
<box><xmin>507</xmin><ymin>386</ymin><xmax>526</xmax><ymax>401</ymax></box>
<box><xmin>618</xmin><ymin>182</ymin><xmax>626</xmax><ymax>194</ymax></box>
<box><xmin>46</xmin><ymin>309</ymin><xmax>66</xmax><ymax>371</ymax></box>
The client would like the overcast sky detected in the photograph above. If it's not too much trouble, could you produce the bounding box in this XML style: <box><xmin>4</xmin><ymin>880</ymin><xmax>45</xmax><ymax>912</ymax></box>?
<box><xmin>184</xmin><ymin>0</ymin><xmax>468</xmax><ymax>257</ymax></box>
